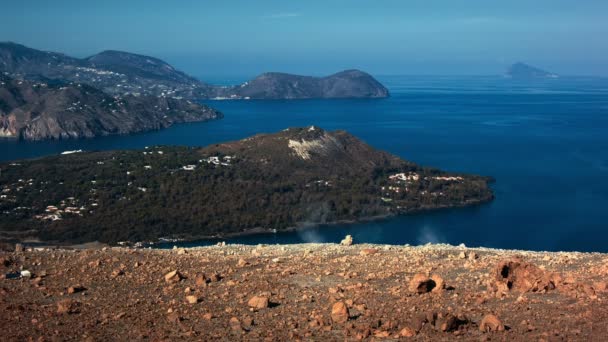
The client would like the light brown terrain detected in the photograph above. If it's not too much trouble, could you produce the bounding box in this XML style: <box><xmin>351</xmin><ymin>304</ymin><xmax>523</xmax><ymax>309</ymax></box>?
<box><xmin>1</xmin><ymin>242</ymin><xmax>607</xmax><ymax>341</ymax></box>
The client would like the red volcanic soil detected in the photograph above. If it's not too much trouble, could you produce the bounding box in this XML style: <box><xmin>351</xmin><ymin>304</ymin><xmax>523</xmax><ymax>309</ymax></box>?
<box><xmin>1</xmin><ymin>243</ymin><xmax>607</xmax><ymax>341</ymax></box>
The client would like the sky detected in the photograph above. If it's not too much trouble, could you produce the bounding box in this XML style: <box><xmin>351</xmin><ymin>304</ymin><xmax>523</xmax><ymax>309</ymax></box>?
<box><xmin>1</xmin><ymin>0</ymin><xmax>607</xmax><ymax>77</ymax></box>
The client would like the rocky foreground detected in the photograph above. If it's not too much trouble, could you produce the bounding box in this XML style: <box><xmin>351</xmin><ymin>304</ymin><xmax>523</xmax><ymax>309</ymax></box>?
<box><xmin>1</xmin><ymin>242</ymin><xmax>607</xmax><ymax>341</ymax></box>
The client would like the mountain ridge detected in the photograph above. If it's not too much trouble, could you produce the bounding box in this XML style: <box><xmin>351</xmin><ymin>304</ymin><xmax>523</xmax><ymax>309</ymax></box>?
<box><xmin>0</xmin><ymin>42</ymin><xmax>389</xmax><ymax>100</ymax></box>
<box><xmin>0</xmin><ymin>74</ymin><xmax>221</xmax><ymax>140</ymax></box>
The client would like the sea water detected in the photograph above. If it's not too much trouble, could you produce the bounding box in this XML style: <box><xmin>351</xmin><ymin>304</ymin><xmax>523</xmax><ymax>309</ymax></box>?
<box><xmin>2</xmin><ymin>76</ymin><xmax>608</xmax><ymax>252</ymax></box>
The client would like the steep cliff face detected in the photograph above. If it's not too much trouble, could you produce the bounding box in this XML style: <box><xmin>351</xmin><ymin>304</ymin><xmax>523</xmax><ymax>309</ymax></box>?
<box><xmin>0</xmin><ymin>75</ymin><xmax>222</xmax><ymax>140</ymax></box>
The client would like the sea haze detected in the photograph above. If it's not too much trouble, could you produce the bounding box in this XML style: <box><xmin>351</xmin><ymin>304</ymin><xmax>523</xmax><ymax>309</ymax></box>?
<box><xmin>2</xmin><ymin>76</ymin><xmax>607</xmax><ymax>252</ymax></box>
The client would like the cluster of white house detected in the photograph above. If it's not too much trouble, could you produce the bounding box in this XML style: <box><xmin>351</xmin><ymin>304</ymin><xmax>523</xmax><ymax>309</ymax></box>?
<box><xmin>382</xmin><ymin>172</ymin><xmax>464</xmax><ymax>196</ymax></box>
<box><xmin>35</xmin><ymin>202</ymin><xmax>86</xmax><ymax>222</ymax></box>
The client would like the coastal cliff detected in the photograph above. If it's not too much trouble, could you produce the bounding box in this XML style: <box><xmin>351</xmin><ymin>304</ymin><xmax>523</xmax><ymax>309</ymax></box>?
<box><xmin>0</xmin><ymin>75</ymin><xmax>221</xmax><ymax>140</ymax></box>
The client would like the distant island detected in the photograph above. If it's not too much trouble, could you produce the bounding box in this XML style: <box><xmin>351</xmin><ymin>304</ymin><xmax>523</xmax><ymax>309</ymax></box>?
<box><xmin>0</xmin><ymin>74</ymin><xmax>221</xmax><ymax>140</ymax></box>
<box><xmin>0</xmin><ymin>127</ymin><xmax>493</xmax><ymax>244</ymax></box>
<box><xmin>0</xmin><ymin>42</ymin><xmax>389</xmax><ymax>100</ymax></box>
<box><xmin>210</xmin><ymin>70</ymin><xmax>389</xmax><ymax>100</ymax></box>
<box><xmin>505</xmin><ymin>62</ymin><xmax>558</xmax><ymax>79</ymax></box>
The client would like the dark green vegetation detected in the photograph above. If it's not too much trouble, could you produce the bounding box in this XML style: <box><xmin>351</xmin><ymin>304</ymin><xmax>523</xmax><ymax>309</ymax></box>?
<box><xmin>0</xmin><ymin>128</ymin><xmax>493</xmax><ymax>244</ymax></box>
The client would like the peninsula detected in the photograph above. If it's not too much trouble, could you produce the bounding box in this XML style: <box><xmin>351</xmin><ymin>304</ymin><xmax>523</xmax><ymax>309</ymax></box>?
<box><xmin>0</xmin><ymin>127</ymin><xmax>492</xmax><ymax>244</ymax></box>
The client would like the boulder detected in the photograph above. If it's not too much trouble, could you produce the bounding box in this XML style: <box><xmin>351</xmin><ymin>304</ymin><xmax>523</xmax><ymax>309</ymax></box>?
<box><xmin>164</xmin><ymin>270</ymin><xmax>184</xmax><ymax>284</ymax></box>
<box><xmin>331</xmin><ymin>301</ymin><xmax>349</xmax><ymax>323</ymax></box>
<box><xmin>479</xmin><ymin>314</ymin><xmax>505</xmax><ymax>332</ymax></box>
<box><xmin>409</xmin><ymin>274</ymin><xmax>436</xmax><ymax>294</ymax></box>
<box><xmin>248</xmin><ymin>296</ymin><xmax>269</xmax><ymax>309</ymax></box>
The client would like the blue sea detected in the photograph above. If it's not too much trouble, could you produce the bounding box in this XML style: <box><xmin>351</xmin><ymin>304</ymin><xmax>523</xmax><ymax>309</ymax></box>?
<box><xmin>2</xmin><ymin>76</ymin><xmax>608</xmax><ymax>252</ymax></box>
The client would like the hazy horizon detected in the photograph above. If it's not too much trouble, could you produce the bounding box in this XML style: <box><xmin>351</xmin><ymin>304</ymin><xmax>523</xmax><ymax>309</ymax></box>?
<box><xmin>1</xmin><ymin>0</ymin><xmax>607</xmax><ymax>77</ymax></box>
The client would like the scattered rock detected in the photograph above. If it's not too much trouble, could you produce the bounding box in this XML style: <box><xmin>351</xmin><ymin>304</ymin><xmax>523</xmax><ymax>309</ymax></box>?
<box><xmin>480</xmin><ymin>314</ymin><xmax>505</xmax><ymax>332</ymax></box>
<box><xmin>111</xmin><ymin>269</ymin><xmax>124</xmax><ymax>278</ymax></box>
<box><xmin>67</xmin><ymin>285</ymin><xmax>86</xmax><ymax>294</ymax></box>
<box><xmin>248</xmin><ymin>296</ymin><xmax>269</xmax><ymax>309</ymax></box>
<box><xmin>340</xmin><ymin>235</ymin><xmax>353</xmax><ymax>246</ymax></box>
<box><xmin>167</xmin><ymin>311</ymin><xmax>182</xmax><ymax>323</ymax></box>
<box><xmin>57</xmin><ymin>299</ymin><xmax>80</xmax><ymax>314</ymax></box>
<box><xmin>360</xmin><ymin>248</ymin><xmax>378</xmax><ymax>256</ymax></box>
<box><xmin>195</xmin><ymin>274</ymin><xmax>208</xmax><ymax>287</ymax></box>
<box><xmin>399</xmin><ymin>327</ymin><xmax>416</xmax><ymax>337</ymax></box>
<box><xmin>439</xmin><ymin>313</ymin><xmax>468</xmax><ymax>332</ymax></box>
<box><xmin>230</xmin><ymin>317</ymin><xmax>243</xmax><ymax>331</ymax></box>
<box><xmin>409</xmin><ymin>273</ymin><xmax>436</xmax><ymax>294</ymax></box>
<box><xmin>458</xmin><ymin>251</ymin><xmax>467</xmax><ymax>259</ymax></box>
<box><xmin>491</xmin><ymin>258</ymin><xmax>560</xmax><ymax>293</ymax></box>
<box><xmin>14</xmin><ymin>243</ymin><xmax>24</xmax><ymax>253</ymax></box>
<box><xmin>237</xmin><ymin>258</ymin><xmax>248</xmax><ymax>267</ymax></box>
<box><xmin>468</xmin><ymin>252</ymin><xmax>478</xmax><ymax>260</ymax></box>
<box><xmin>331</xmin><ymin>301</ymin><xmax>349</xmax><ymax>323</ymax></box>
<box><xmin>186</xmin><ymin>295</ymin><xmax>199</xmax><ymax>304</ymax></box>
<box><xmin>164</xmin><ymin>270</ymin><xmax>184</xmax><ymax>283</ymax></box>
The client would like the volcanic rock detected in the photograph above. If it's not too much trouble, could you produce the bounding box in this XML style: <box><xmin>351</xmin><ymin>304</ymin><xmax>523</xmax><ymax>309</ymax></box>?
<box><xmin>331</xmin><ymin>301</ymin><xmax>350</xmax><ymax>323</ymax></box>
<box><xmin>248</xmin><ymin>296</ymin><xmax>269</xmax><ymax>309</ymax></box>
<box><xmin>409</xmin><ymin>274</ymin><xmax>436</xmax><ymax>294</ymax></box>
<box><xmin>480</xmin><ymin>314</ymin><xmax>505</xmax><ymax>332</ymax></box>
<box><xmin>491</xmin><ymin>258</ymin><xmax>560</xmax><ymax>293</ymax></box>
<box><xmin>164</xmin><ymin>270</ymin><xmax>184</xmax><ymax>284</ymax></box>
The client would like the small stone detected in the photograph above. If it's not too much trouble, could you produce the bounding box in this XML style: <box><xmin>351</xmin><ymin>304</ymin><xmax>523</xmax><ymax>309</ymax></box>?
<box><xmin>230</xmin><ymin>317</ymin><xmax>243</xmax><ymax>331</ymax></box>
<box><xmin>57</xmin><ymin>299</ymin><xmax>79</xmax><ymax>314</ymax></box>
<box><xmin>202</xmin><ymin>313</ymin><xmax>214</xmax><ymax>320</ymax></box>
<box><xmin>458</xmin><ymin>251</ymin><xmax>467</xmax><ymax>259</ymax></box>
<box><xmin>167</xmin><ymin>312</ymin><xmax>182</xmax><ymax>323</ymax></box>
<box><xmin>186</xmin><ymin>295</ymin><xmax>199</xmax><ymax>304</ymax></box>
<box><xmin>331</xmin><ymin>301</ymin><xmax>349</xmax><ymax>323</ymax></box>
<box><xmin>400</xmin><ymin>327</ymin><xmax>416</xmax><ymax>337</ymax></box>
<box><xmin>164</xmin><ymin>270</ymin><xmax>183</xmax><ymax>283</ymax></box>
<box><xmin>195</xmin><ymin>274</ymin><xmax>208</xmax><ymax>287</ymax></box>
<box><xmin>111</xmin><ymin>269</ymin><xmax>124</xmax><ymax>278</ymax></box>
<box><xmin>248</xmin><ymin>296</ymin><xmax>269</xmax><ymax>309</ymax></box>
<box><xmin>593</xmin><ymin>281</ymin><xmax>607</xmax><ymax>292</ymax></box>
<box><xmin>237</xmin><ymin>258</ymin><xmax>248</xmax><ymax>267</ymax></box>
<box><xmin>340</xmin><ymin>235</ymin><xmax>353</xmax><ymax>246</ymax></box>
<box><xmin>67</xmin><ymin>285</ymin><xmax>86</xmax><ymax>294</ymax></box>
<box><xmin>468</xmin><ymin>252</ymin><xmax>478</xmax><ymax>260</ymax></box>
<box><xmin>479</xmin><ymin>314</ymin><xmax>504</xmax><ymax>332</ymax></box>
<box><xmin>360</xmin><ymin>248</ymin><xmax>378</xmax><ymax>256</ymax></box>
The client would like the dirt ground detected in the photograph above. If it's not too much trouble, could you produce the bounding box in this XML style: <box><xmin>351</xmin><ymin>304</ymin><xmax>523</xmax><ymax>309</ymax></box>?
<box><xmin>1</xmin><ymin>242</ymin><xmax>607</xmax><ymax>341</ymax></box>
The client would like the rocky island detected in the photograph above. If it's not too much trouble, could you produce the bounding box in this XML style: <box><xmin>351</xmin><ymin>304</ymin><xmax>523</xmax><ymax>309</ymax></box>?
<box><xmin>0</xmin><ymin>127</ymin><xmax>492</xmax><ymax>244</ymax></box>
<box><xmin>0</xmin><ymin>74</ymin><xmax>221</xmax><ymax>140</ymax></box>
<box><xmin>0</xmin><ymin>42</ymin><xmax>389</xmax><ymax>100</ymax></box>
<box><xmin>505</xmin><ymin>62</ymin><xmax>558</xmax><ymax>79</ymax></box>
<box><xmin>211</xmin><ymin>70</ymin><xmax>389</xmax><ymax>99</ymax></box>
